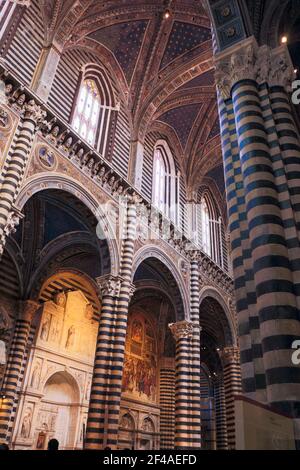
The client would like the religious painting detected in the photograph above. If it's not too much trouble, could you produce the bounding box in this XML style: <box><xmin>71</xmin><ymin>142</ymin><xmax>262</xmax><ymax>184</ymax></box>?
<box><xmin>122</xmin><ymin>312</ymin><xmax>157</xmax><ymax>404</ymax></box>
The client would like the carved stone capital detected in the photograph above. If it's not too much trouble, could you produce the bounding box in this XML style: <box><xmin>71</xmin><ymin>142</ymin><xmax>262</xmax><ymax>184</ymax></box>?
<box><xmin>23</xmin><ymin>99</ymin><xmax>47</xmax><ymax>125</ymax></box>
<box><xmin>3</xmin><ymin>207</ymin><xmax>24</xmax><ymax>238</ymax></box>
<box><xmin>169</xmin><ymin>320</ymin><xmax>195</xmax><ymax>341</ymax></box>
<box><xmin>96</xmin><ymin>275</ymin><xmax>123</xmax><ymax>299</ymax></box>
<box><xmin>19</xmin><ymin>300</ymin><xmax>40</xmax><ymax>322</ymax></box>
<box><xmin>218</xmin><ymin>346</ymin><xmax>240</xmax><ymax>365</ymax></box>
<box><xmin>215</xmin><ymin>36</ymin><xmax>296</xmax><ymax>100</ymax></box>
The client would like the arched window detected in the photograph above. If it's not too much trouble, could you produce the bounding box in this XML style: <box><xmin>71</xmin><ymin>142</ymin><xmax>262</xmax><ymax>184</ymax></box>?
<box><xmin>201</xmin><ymin>197</ymin><xmax>211</xmax><ymax>257</ymax></box>
<box><xmin>72</xmin><ymin>79</ymin><xmax>100</xmax><ymax>147</ymax></box>
<box><xmin>71</xmin><ymin>64</ymin><xmax>118</xmax><ymax>157</ymax></box>
<box><xmin>152</xmin><ymin>140</ymin><xmax>180</xmax><ymax>225</ymax></box>
<box><xmin>197</xmin><ymin>190</ymin><xmax>225</xmax><ymax>268</ymax></box>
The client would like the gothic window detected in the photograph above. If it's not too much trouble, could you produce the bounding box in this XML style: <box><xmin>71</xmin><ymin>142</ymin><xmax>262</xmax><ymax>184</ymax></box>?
<box><xmin>152</xmin><ymin>140</ymin><xmax>180</xmax><ymax>225</ymax></box>
<box><xmin>201</xmin><ymin>197</ymin><xmax>211</xmax><ymax>257</ymax></box>
<box><xmin>71</xmin><ymin>64</ymin><xmax>117</xmax><ymax>157</ymax></box>
<box><xmin>72</xmin><ymin>79</ymin><xmax>100</xmax><ymax>147</ymax></box>
<box><xmin>198</xmin><ymin>191</ymin><xmax>226</xmax><ymax>268</ymax></box>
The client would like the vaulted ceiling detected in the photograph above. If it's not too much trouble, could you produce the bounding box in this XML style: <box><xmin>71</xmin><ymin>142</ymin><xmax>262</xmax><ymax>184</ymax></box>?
<box><xmin>36</xmin><ymin>0</ymin><xmax>222</xmax><ymax>201</ymax></box>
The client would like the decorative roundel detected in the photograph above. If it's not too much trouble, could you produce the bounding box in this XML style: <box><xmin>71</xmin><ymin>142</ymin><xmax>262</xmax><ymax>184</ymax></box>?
<box><xmin>37</xmin><ymin>145</ymin><xmax>57</xmax><ymax>170</ymax></box>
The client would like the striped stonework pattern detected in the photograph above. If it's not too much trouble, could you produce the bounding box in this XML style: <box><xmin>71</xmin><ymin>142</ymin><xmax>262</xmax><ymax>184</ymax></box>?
<box><xmin>219</xmin><ymin>347</ymin><xmax>242</xmax><ymax>449</ymax></box>
<box><xmin>160</xmin><ymin>366</ymin><xmax>175</xmax><ymax>449</ymax></box>
<box><xmin>85</xmin><ymin>197</ymin><xmax>137</xmax><ymax>450</ymax></box>
<box><xmin>231</xmin><ymin>78</ymin><xmax>300</xmax><ymax>446</ymax></box>
<box><xmin>169</xmin><ymin>319</ymin><xmax>201</xmax><ymax>449</ymax></box>
<box><xmin>0</xmin><ymin>101</ymin><xmax>46</xmax><ymax>257</ymax></box>
<box><xmin>0</xmin><ymin>301</ymin><xmax>39</xmax><ymax>442</ymax></box>
<box><xmin>214</xmin><ymin>375</ymin><xmax>228</xmax><ymax>450</ymax></box>
<box><xmin>217</xmin><ymin>91</ymin><xmax>265</xmax><ymax>403</ymax></box>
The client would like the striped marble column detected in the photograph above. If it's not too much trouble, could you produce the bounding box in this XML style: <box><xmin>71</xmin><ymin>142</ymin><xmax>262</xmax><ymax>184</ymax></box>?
<box><xmin>169</xmin><ymin>320</ymin><xmax>201</xmax><ymax>449</ymax></box>
<box><xmin>214</xmin><ymin>375</ymin><xmax>228</xmax><ymax>450</ymax></box>
<box><xmin>215</xmin><ymin>36</ymin><xmax>300</xmax><ymax>447</ymax></box>
<box><xmin>219</xmin><ymin>347</ymin><xmax>242</xmax><ymax>450</ymax></box>
<box><xmin>0</xmin><ymin>300</ymin><xmax>39</xmax><ymax>442</ymax></box>
<box><xmin>85</xmin><ymin>274</ymin><xmax>122</xmax><ymax>449</ymax></box>
<box><xmin>85</xmin><ymin>194</ymin><xmax>137</xmax><ymax>449</ymax></box>
<box><xmin>0</xmin><ymin>99</ymin><xmax>46</xmax><ymax>258</ymax></box>
<box><xmin>159</xmin><ymin>360</ymin><xmax>175</xmax><ymax>449</ymax></box>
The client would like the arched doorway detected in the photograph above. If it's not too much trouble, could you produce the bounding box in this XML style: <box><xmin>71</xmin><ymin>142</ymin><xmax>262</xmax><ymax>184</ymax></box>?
<box><xmin>35</xmin><ymin>371</ymin><xmax>80</xmax><ymax>450</ymax></box>
<box><xmin>199</xmin><ymin>293</ymin><xmax>236</xmax><ymax>450</ymax></box>
<box><xmin>0</xmin><ymin>187</ymin><xmax>113</xmax><ymax>449</ymax></box>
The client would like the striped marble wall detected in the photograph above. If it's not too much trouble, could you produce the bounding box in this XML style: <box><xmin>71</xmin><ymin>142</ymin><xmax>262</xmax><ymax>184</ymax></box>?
<box><xmin>4</xmin><ymin>0</ymin><xmax>43</xmax><ymax>85</ymax></box>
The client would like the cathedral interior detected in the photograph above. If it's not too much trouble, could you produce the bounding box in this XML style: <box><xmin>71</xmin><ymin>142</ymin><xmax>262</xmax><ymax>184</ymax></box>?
<box><xmin>0</xmin><ymin>0</ymin><xmax>300</xmax><ymax>451</ymax></box>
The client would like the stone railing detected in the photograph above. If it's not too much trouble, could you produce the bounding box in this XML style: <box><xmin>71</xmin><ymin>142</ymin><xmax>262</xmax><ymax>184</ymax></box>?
<box><xmin>0</xmin><ymin>63</ymin><xmax>234</xmax><ymax>295</ymax></box>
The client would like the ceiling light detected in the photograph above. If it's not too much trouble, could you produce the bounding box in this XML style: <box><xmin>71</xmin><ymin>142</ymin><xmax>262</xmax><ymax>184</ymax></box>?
<box><xmin>281</xmin><ymin>35</ymin><xmax>288</xmax><ymax>44</ymax></box>
<box><xmin>164</xmin><ymin>9</ymin><xmax>171</xmax><ymax>19</ymax></box>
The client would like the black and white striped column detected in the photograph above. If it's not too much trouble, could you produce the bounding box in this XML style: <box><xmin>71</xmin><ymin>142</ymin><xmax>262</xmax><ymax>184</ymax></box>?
<box><xmin>214</xmin><ymin>375</ymin><xmax>228</xmax><ymax>450</ymax></box>
<box><xmin>0</xmin><ymin>300</ymin><xmax>39</xmax><ymax>443</ymax></box>
<box><xmin>85</xmin><ymin>274</ymin><xmax>122</xmax><ymax>449</ymax></box>
<box><xmin>85</xmin><ymin>194</ymin><xmax>137</xmax><ymax>449</ymax></box>
<box><xmin>0</xmin><ymin>99</ymin><xmax>46</xmax><ymax>257</ymax></box>
<box><xmin>215</xmin><ymin>37</ymin><xmax>300</xmax><ymax>448</ymax></box>
<box><xmin>160</xmin><ymin>361</ymin><xmax>175</xmax><ymax>449</ymax></box>
<box><xmin>169</xmin><ymin>319</ymin><xmax>201</xmax><ymax>449</ymax></box>
<box><xmin>219</xmin><ymin>347</ymin><xmax>242</xmax><ymax>450</ymax></box>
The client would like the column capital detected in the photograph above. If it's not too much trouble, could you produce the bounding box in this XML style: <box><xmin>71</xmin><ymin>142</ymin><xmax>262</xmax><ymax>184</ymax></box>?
<box><xmin>3</xmin><ymin>206</ymin><xmax>24</xmax><ymax>238</ymax></box>
<box><xmin>218</xmin><ymin>346</ymin><xmax>240</xmax><ymax>365</ymax></box>
<box><xmin>22</xmin><ymin>99</ymin><xmax>47</xmax><ymax>125</ymax></box>
<box><xmin>19</xmin><ymin>300</ymin><xmax>40</xmax><ymax>322</ymax></box>
<box><xmin>169</xmin><ymin>320</ymin><xmax>200</xmax><ymax>341</ymax></box>
<box><xmin>214</xmin><ymin>35</ymin><xmax>296</xmax><ymax>100</ymax></box>
<box><xmin>96</xmin><ymin>274</ymin><xmax>123</xmax><ymax>299</ymax></box>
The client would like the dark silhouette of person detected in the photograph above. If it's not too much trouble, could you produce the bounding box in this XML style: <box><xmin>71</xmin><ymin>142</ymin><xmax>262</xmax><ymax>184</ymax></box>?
<box><xmin>0</xmin><ymin>443</ymin><xmax>9</xmax><ymax>450</ymax></box>
<box><xmin>104</xmin><ymin>446</ymin><xmax>112</xmax><ymax>450</ymax></box>
<box><xmin>47</xmin><ymin>438</ymin><xmax>59</xmax><ymax>450</ymax></box>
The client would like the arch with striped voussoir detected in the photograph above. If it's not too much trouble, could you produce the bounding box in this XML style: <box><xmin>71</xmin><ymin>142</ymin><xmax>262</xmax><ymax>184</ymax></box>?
<box><xmin>14</xmin><ymin>174</ymin><xmax>120</xmax><ymax>277</ymax></box>
<box><xmin>34</xmin><ymin>269</ymin><xmax>101</xmax><ymax>323</ymax></box>
<box><xmin>132</xmin><ymin>245</ymin><xmax>189</xmax><ymax>321</ymax></box>
<box><xmin>199</xmin><ymin>286</ymin><xmax>236</xmax><ymax>347</ymax></box>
